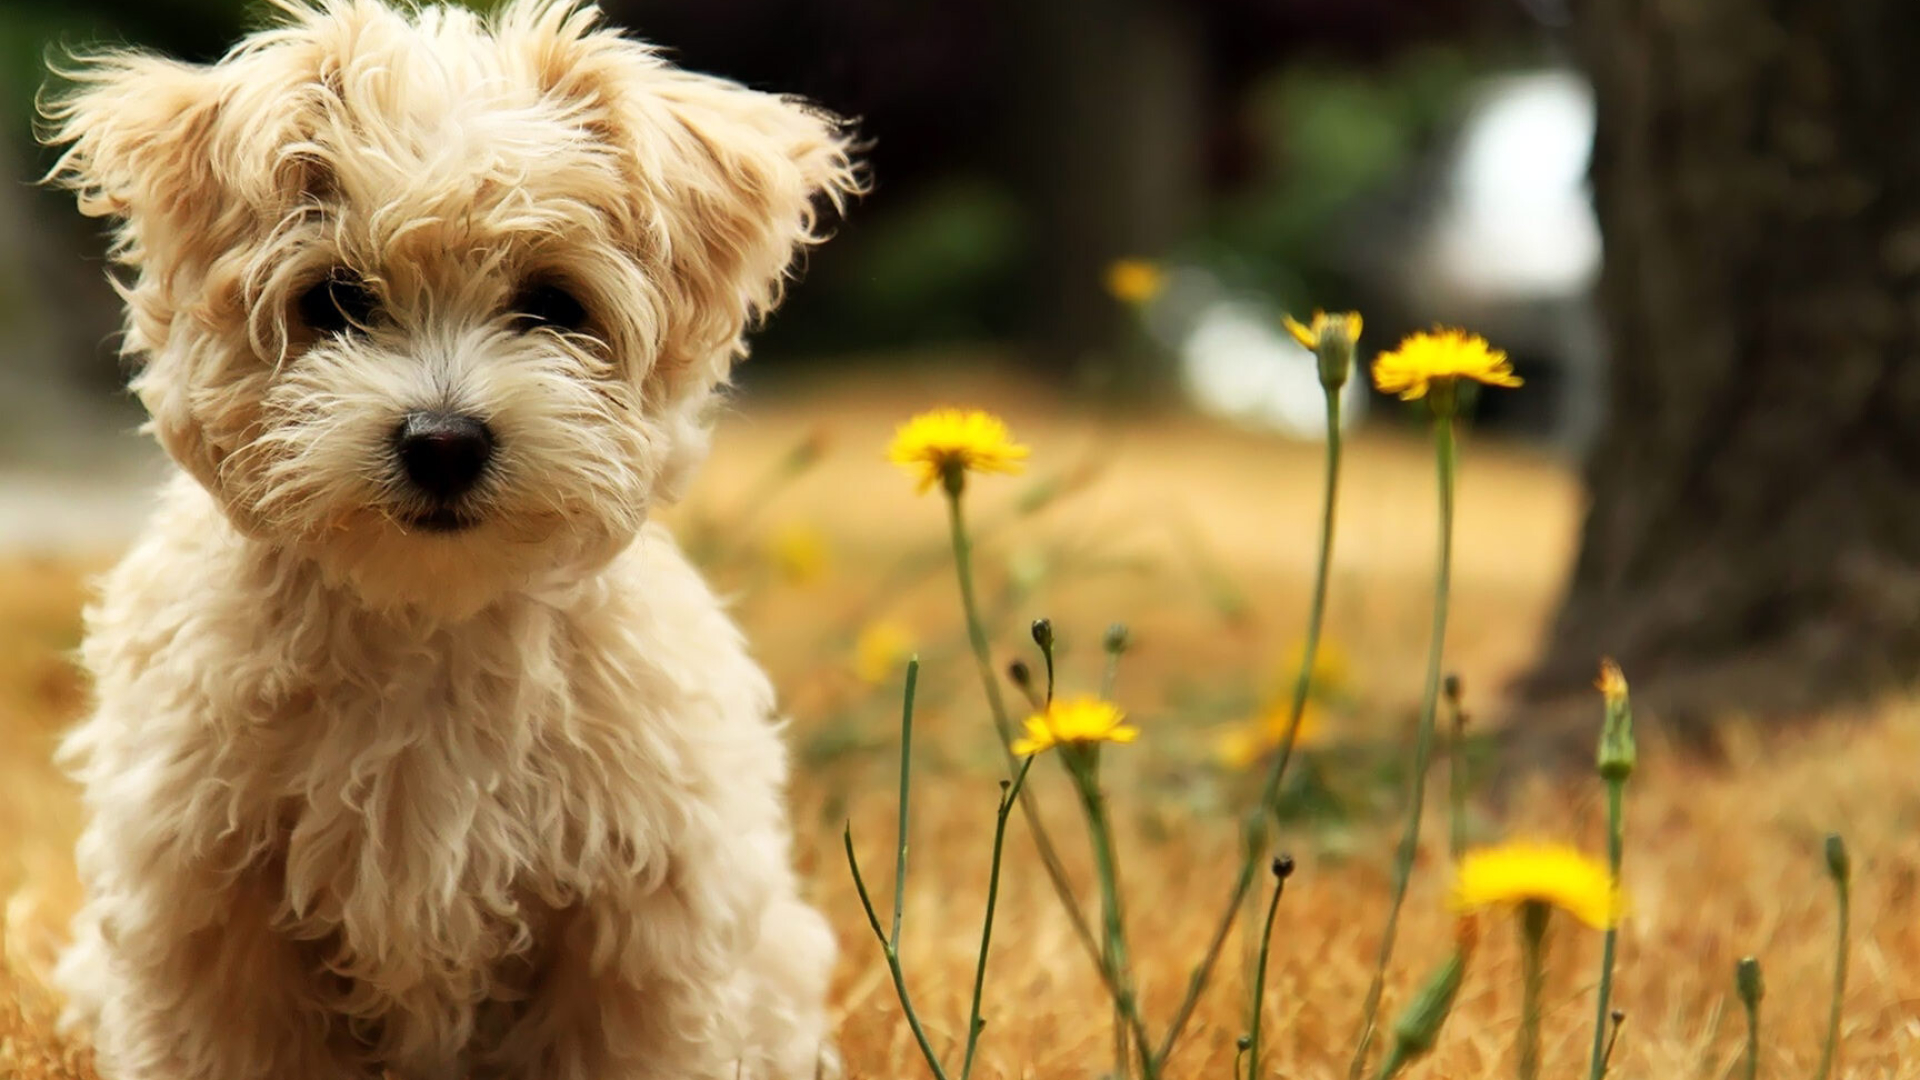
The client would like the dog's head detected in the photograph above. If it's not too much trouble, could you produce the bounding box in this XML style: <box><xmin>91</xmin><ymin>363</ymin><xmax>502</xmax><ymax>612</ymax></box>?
<box><xmin>43</xmin><ymin>0</ymin><xmax>859</xmax><ymax>615</ymax></box>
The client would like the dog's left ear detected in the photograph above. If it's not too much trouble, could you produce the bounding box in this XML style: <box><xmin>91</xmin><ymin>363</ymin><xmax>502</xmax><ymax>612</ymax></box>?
<box><xmin>617</xmin><ymin>66</ymin><xmax>863</xmax><ymax>396</ymax></box>
<box><xmin>518</xmin><ymin>2</ymin><xmax>864</xmax><ymax>396</ymax></box>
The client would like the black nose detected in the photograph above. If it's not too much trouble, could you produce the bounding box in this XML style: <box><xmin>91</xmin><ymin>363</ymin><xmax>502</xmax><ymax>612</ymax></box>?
<box><xmin>394</xmin><ymin>412</ymin><xmax>494</xmax><ymax>499</ymax></box>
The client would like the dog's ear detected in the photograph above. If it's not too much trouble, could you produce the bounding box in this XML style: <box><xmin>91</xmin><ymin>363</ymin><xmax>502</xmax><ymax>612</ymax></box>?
<box><xmin>511</xmin><ymin>4</ymin><xmax>863</xmax><ymax>397</ymax></box>
<box><xmin>630</xmin><ymin>71</ymin><xmax>863</xmax><ymax>396</ymax></box>
<box><xmin>40</xmin><ymin>52</ymin><xmax>244</xmax><ymax>493</ymax></box>
<box><xmin>40</xmin><ymin>53</ymin><xmax>231</xmax><ymax>281</ymax></box>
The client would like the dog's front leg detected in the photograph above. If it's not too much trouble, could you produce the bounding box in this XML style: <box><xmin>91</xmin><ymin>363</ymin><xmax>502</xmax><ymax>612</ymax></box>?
<box><xmin>60</xmin><ymin>854</ymin><xmax>360</xmax><ymax>1080</ymax></box>
<box><xmin>478</xmin><ymin>890</ymin><xmax>750</xmax><ymax>1080</ymax></box>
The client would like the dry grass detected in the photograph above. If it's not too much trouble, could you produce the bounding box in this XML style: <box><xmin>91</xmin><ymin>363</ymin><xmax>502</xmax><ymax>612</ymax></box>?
<box><xmin>2</xmin><ymin>369</ymin><xmax>1915</xmax><ymax>1078</ymax></box>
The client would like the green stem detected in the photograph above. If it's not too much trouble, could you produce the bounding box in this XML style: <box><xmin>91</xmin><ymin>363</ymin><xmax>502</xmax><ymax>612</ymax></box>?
<box><xmin>844</xmin><ymin>826</ymin><xmax>950</xmax><ymax>1080</ymax></box>
<box><xmin>1446</xmin><ymin>689</ymin><xmax>1468</xmax><ymax>861</ymax></box>
<box><xmin>1350</xmin><ymin>409</ymin><xmax>1456</xmax><ymax>1080</ymax></box>
<box><xmin>1077</xmin><ymin>756</ymin><xmax>1159</xmax><ymax>1080</ymax></box>
<box><xmin>1741</xmin><ymin>985</ymin><xmax>1760</xmax><ymax>1080</ymax></box>
<box><xmin>1588</xmin><ymin>779</ymin><xmax>1626</xmax><ymax>1080</ymax></box>
<box><xmin>1245</xmin><ymin>864</ymin><xmax>1291</xmax><ymax>1080</ymax></box>
<box><xmin>959</xmin><ymin>758</ymin><xmax>1034</xmax><ymax>1080</ymax></box>
<box><xmin>1156</xmin><ymin>388</ymin><xmax>1345</xmax><ymax>1070</ymax></box>
<box><xmin>942</xmin><ymin>485</ymin><xmax>1105</xmax><ymax>968</ymax></box>
<box><xmin>1814</xmin><ymin>880</ymin><xmax>1850</xmax><ymax>1080</ymax></box>
<box><xmin>1100</xmin><ymin>639</ymin><xmax>1127</xmax><ymax>1079</ymax></box>
<box><xmin>1519</xmin><ymin>903</ymin><xmax>1550</xmax><ymax>1080</ymax></box>
<box><xmin>891</xmin><ymin>660</ymin><xmax>921</xmax><ymax>946</ymax></box>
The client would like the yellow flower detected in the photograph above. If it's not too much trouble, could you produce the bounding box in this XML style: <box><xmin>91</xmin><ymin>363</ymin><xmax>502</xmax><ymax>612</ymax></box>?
<box><xmin>1278</xmin><ymin>638</ymin><xmax>1352</xmax><ymax>699</ymax></box>
<box><xmin>1103</xmin><ymin>258</ymin><xmax>1167</xmax><ymax>305</ymax></box>
<box><xmin>852</xmin><ymin>621</ymin><xmax>916</xmax><ymax>685</ymax></box>
<box><xmin>1595</xmin><ymin>657</ymin><xmax>1628</xmax><ymax>705</ymax></box>
<box><xmin>1215</xmin><ymin>703</ymin><xmax>1327</xmax><ymax>770</ymax></box>
<box><xmin>1282</xmin><ymin>310</ymin><xmax>1364</xmax><ymax>351</ymax></box>
<box><xmin>1450</xmin><ymin>842</ymin><xmax>1625</xmax><ymax>930</ymax></box>
<box><xmin>766</xmin><ymin>522</ymin><xmax>829</xmax><ymax>586</ymax></box>
<box><xmin>887</xmin><ymin>408</ymin><xmax>1030</xmax><ymax>494</ymax></box>
<box><xmin>1371</xmin><ymin>328</ymin><xmax>1523</xmax><ymax>401</ymax></box>
<box><xmin>1011</xmin><ymin>696</ymin><xmax>1138</xmax><ymax>757</ymax></box>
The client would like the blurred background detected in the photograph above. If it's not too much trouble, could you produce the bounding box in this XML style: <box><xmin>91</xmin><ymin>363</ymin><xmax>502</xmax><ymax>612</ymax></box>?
<box><xmin>7</xmin><ymin>8</ymin><xmax>1920</xmax><ymax>1075</ymax></box>
<box><xmin>0</xmin><ymin>0</ymin><xmax>1601</xmax><ymax>446</ymax></box>
<box><xmin>0</xmin><ymin>0</ymin><xmax>1912</xmax><ymax>732</ymax></box>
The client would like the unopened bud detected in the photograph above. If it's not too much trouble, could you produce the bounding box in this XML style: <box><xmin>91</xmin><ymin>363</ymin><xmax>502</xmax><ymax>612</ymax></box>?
<box><xmin>1376</xmin><ymin>948</ymin><xmax>1468</xmax><ymax>1079</ymax></box>
<box><xmin>1595</xmin><ymin>658</ymin><xmax>1636</xmax><ymax>782</ymax></box>
<box><xmin>1825</xmin><ymin>833</ymin><xmax>1851</xmax><ymax>886</ymax></box>
<box><xmin>1736</xmin><ymin>956</ymin><xmax>1764</xmax><ymax>1008</ymax></box>
<box><xmin>1272</xmin><ymin>854</ymin><xmax>1296</xmax><ymax>880</ymax></box>
<box><xmin>1102</xmin><ymin>622</ymin><xmax>1131</xmax><ymax>655</ymax></box>
<box><xmin>1030</xmin><ymin>618</ymin><xmax>1054</xmax><ymax>651</ymax></box>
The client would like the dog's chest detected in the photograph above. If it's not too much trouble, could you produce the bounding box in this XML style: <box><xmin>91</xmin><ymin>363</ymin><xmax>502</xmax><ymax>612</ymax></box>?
<box><xmin>245</xmin><ymin>606</ymin><xmax>677</xmax><ymax>1000</ymax></box>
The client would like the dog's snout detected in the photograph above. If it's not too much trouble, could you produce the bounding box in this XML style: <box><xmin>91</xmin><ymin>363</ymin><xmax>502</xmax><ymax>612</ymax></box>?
<box><xmin>395</xmin><ymin>411</ymin><xmax>494</xmax><ymax>500</ymax></box>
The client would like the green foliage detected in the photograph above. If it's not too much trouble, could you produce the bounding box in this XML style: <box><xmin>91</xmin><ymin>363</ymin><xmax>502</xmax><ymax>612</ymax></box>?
<box><xmin>1204</xmin><ymin>48</ymin><xmax>1478</xmax><ymax>304</ymax></box>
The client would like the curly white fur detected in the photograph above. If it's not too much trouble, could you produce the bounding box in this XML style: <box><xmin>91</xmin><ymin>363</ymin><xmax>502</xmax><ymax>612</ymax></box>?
<box><xmin>39</xmin><ymin>2</ymin><xmax>860</xmax><ymax>1077</ymax></box>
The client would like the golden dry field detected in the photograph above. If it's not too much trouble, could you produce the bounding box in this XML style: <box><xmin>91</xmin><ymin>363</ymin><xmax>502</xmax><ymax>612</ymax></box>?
<box><xmin>3</xmin><ymin>368</ymin><xmax>1916</xmax><ymax>1078</ymax></box>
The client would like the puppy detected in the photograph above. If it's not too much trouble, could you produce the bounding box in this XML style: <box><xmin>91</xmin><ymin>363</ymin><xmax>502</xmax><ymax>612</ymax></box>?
<box><xmin>40</xmin><ymin>2</ymin><xmax>859</xmax><ymax>1077</ymax></box>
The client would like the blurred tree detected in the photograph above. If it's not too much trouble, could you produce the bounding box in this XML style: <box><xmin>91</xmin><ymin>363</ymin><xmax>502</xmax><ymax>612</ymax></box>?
<box><xmin>1525</xmin><ymin>0</ymin><xmax>1920</xmax><ymax>727</ymax></box>
<box><xmin>1008</xmin><ymin>0</ymin><xmax>1203</xmax><ymax>397</ymax></box>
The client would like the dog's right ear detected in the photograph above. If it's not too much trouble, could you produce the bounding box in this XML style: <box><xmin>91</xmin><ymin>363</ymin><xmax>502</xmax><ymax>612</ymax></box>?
<box><xmin>40</xmin><ymin>52</ymin><xmax>230</xmax><ymax>274</ymax></box>
<box><xmin>40</xmin><ymin>52</ymin><xmax>263</xmax><ymax>501</ymax></box>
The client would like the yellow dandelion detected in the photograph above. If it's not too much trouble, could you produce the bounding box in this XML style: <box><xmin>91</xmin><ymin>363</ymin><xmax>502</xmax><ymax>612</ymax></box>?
<box><xmin>1278</xmin><ymin>638</ymin><xmax>1352</xmax><ymax>699</ymax></box>
<box><xmin>1011</xmin><ymin>696</ymin><xmax>1138</xmax><ymax>757</ymax></box>
<box><xmin>1103</xmin><ymin>258</ymin><xmax>1167</xmax><ymax>306</ymax></box>
<box><xmin>1215</xmin><ymin>703</ymin><xmax>1327</xmax><ymax>770</ymax></box>
<box><xmin>852</xmin><ymin>621</ymin><xmax>916</xmax><ymax>685</ymax></box>
<box><xmin>1282</xmin><ymin>310</ymin><xmax>1363</xmax><ymax>351</ymax></box>
<box><xmin>1450</xmin><ymin>842</ymin><xmax>1625</xmax><ymax>930</ymax></box>
<box><xmin>886</xmin><ymin>408</ymin><xmax>1029</xmax><ymax>494</ymax></box>
<box><xmin>1371</xmin><ymin>328</ymin><xmax>1523</xmax><ymax>401</ymax></box>
<box><xmin>1215</xmin><ymin>724</ymin><xmax>1268</xmax><ymax>771</ymax></box>
<box><xmin>766</xmin><ymin>522</ymin><xmax>829</xmax><ymax>586</ymax></box>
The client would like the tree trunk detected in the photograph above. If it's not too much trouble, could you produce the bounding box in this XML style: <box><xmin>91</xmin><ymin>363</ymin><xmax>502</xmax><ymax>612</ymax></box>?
<box><xmin>1524</xmin><ymin>0</ymin><xmax>1920</xmax><ymax>732</ymax></box>
<box><xmin>1009</xmin><ymin>0</ymin><xmax>1203</xmax><ymax>395</ymax></box>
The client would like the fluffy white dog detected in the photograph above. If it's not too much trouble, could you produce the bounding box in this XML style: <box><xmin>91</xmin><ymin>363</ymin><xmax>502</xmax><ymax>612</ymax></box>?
<box><xmin>40</xmin><ymin>2</ymin><xmax>859</xmax><ymax>1077</ymax></box>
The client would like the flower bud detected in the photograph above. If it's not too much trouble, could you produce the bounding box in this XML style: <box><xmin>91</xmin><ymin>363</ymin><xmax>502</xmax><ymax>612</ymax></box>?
<box><xmin>1595</xmin><ymin>658</ymin><xmax>1636</xmax><ymax>782</ymax></box>
<box><xmin>1102</xmin><ymin>622</ymin><xmax>1131</xmax><ymax>655</ymax></box>
<box><xmin>1376</xmin><ymin>947</ymin><xmax>1468</xmax><ymax>1079</ymax></box>
<box><xmin>1283</xmin><ymin>311</ymin><xmax>1362</xmax><ymax>392</ymax></box>
<box><xmin>1736</xmin><ymin>956</ymin><xmax>1764</xmax><ymax>1008</ymax></box>
<box><xmin>1030</xmin><ymin>618</ymin><xmax>1054</xmax><ymax>651</ymax></box>
<box><xmin>1824</xmin><ymin>833</ymin><xmax>1850</xmax><ymax>886</ymax></box>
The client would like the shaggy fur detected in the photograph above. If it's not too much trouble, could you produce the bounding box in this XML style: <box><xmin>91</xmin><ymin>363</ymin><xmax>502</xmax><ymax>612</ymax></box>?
<box><xmin>39</xmin><ymin>2</ymin><xmax>860</xmax><ymax>1077</ymax></box>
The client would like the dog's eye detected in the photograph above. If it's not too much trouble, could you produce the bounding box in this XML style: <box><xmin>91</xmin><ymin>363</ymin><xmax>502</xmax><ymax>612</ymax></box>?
<box><xmin>297</xmin><ymin>272</ymin><xmax>380</xmax><ymax>336</ymax></box>
<box><xmin>510</xmin><ymin>283</ymin><xmax>589</xmax><ymax>333</ymax></box>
